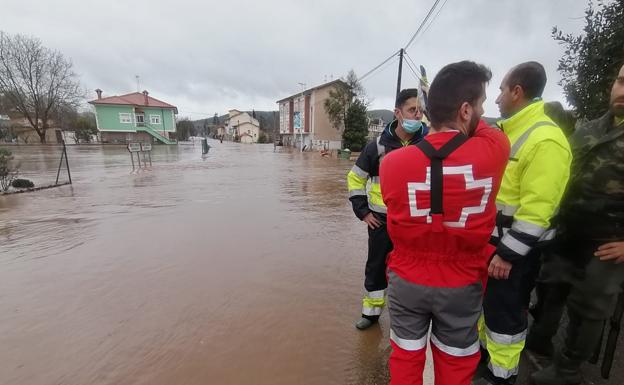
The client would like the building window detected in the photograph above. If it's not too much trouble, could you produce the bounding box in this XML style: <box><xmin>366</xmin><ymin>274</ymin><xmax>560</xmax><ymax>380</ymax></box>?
<box><xmin>135</xmin><ymin>114</ymin><xmax>145</xmax><ymax>126</ymax></box>
<box><xmin>119</xmin><ymin>113</ymin><xmax>132</xmax><ymax>123</ymax></box>
<box><xmin>150</xmin><ymin>115</ymin><xmax>161</xmax><ymax>124</ymax></box>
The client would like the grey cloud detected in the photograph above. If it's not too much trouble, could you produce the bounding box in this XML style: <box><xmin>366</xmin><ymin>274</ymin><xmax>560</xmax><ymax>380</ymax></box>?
<box><xmin>2</xmin><ymin>0</ymin><xmax>587</xmax><ymax>118</ymax></box>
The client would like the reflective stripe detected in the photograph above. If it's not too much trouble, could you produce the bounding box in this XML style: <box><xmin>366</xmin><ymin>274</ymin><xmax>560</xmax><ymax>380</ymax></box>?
<box><xmin>496</xmin><ymin>202</ymin><xmax>518</xmax><ymax>216</ymax></box>
<box><xmin>509</xmin><ymin>121</ymin><xmax>555</xmax><ymax>158</ymax></box>
<box><xmin>491</xmin><ymin>227</ymin><xmax>509</xmax><ymax>238</ymax></box>
<box><xmin>390</xmin><ymin>329</ymin><xmax>427</xmax><ymax>351</ymax></box>
<box><xmin>488</xmin><ymin>361</ymin><xmax>518</xmax><ymax>379</ymax></box>
<box><xmin>365</xmin><ymin>289</ymin><xmax>385</xmax><ymax>299</ymax></box>
<box><xmin>371</xmin><ymin>176</ymin><xmax>380</xmax><ymax>184</ymax></box>
<box><xmin>486</xmin><ymin>328</ymin><xmax>527</xmax><ymax>345</ymax></box>
<box><xmin>500</xmin><ymin>233</ymin><xmax>531</xmax><ymax>256</ymax></box>
<box><xmin>362</xmin><ymin>306</ymin><xmax>383</xmax><ymax>316</ymax></box>
<box><xmin>376</xmin><ymin>136</ymin><xmax>386</xmax><ymax>157</ymax></box>
<box><xmin>512</xmin><ymin>220</ymin><xmax>547</xmax><ymax>238</ymax></box>
<box><xmin>368</xmin><ymin>202</ymin><xmax>387</xmax><ymax>214</ymax></box>
<box><xmin>431</xmin><ymin>334</ymin><xmax>480</xmax><ymax>357</ymax></box>
<box><xmin>362</xmin><ymin>293</ymin><xmax>385</xmax><ymax>316</ymax></box>
<box><xmin>540</xmin><ymin>228</ymin><xmax>556</xmax><ymax>241</ymax></box>
<box><xmin>349</xmin><ymin>189</ymin><xmax>366</xmax><ymax>197</ymax></box>
<box><xmin>350</xmin><ymin>165</ymin><xmax>369</xmax><ymax>178</ymax></box>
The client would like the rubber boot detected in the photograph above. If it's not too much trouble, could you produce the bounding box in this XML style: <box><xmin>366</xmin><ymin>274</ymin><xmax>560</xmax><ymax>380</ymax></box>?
<box><xmin>355</xmin><ymin>315</ymin><xmax>378</xmax><ymax>330</ymax></box>
<box><xmin>531</xmin><ymin>308</ymin><xmax>603</xmax><ymax>385</ymax></box>
<box><xmin>530</xmin><ymin>351</ymin><xmax>581</xmax><ymax>385</ymax></box>
<box><xmin>471</xmin><ymin>372</ymin><xmax>516</xmax><ymax>385</ymax></box>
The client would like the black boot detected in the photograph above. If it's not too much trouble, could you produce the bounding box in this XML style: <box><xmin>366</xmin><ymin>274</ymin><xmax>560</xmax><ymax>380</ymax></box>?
<box><xmin>530</xmin><ymin>351</ymin><xmax>581</xmax><ymax>385</ymax></box>
<box><xmin>531</xmin><ymin>308</ymin><xmax>603</xmax><ymax>385</ymax></box>
<box><xmin>355</xmin><ymin>315</ymin><xmax>378</xmax><ymax>330</ymax></box>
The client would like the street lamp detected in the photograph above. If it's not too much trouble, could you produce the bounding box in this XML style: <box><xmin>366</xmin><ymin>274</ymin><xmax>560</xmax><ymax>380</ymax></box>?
<box><xmin>297</xmin><ymin>82</ymin><xmax>306</xmax><ymax>152</ymax></box>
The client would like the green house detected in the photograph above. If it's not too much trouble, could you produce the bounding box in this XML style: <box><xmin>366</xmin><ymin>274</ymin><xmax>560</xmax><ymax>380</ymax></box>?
<box><xmin>89</xmin><ymin>89</ymin><xmax>178</xmax><ymax>144</ymax></box>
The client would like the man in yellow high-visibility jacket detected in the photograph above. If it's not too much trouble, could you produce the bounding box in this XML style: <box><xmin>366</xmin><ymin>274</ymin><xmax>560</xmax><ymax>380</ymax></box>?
<box><xmin>474</xmin><ymin>62</ymin><xmax>572</xmax><ymax>385</ymax></box>
<box><xmin>347</xmin><ymin>88</ymin><xmax>427</xmax><ymax>330</ymax></box>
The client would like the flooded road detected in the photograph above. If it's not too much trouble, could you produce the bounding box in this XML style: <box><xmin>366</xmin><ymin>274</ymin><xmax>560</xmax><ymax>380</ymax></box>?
<box><xmin>0</xmin><ymin>141</ymin><xmax>397</xmax><ymax>385</ymax></box>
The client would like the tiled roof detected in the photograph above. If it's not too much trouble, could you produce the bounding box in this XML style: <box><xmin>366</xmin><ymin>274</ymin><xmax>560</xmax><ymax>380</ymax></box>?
<box><xmin>89</xmin><ymin>92</ymin><xmax>177</xmax><ymax>113</ymax></box>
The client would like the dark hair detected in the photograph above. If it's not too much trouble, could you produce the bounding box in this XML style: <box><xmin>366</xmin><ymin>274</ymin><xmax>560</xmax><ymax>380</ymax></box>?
<box><xmin>395</xmin><ymin>88</ymin><xmax>420</xmax><ymax>108</ymax></box>
<box><xmin>506</xmin><ymin>61</ymin><xmax>547</xmax><ymax>100</ymax></box>
<box><xmin>427</xmin><ymin>61</ymin><xmax>492</xmax><ymax>127</ymax></box>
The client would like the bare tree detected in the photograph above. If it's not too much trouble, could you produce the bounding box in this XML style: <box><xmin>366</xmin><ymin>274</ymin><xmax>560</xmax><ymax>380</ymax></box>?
<box><xmin>0</xmin><ymin>31</ymin><xmax>82</xmax><ymax>143</ymax></box>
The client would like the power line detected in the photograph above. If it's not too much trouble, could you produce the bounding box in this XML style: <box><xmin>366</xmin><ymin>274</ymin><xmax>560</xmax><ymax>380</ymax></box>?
<box><xmin>403</xmin><ymin>52</ymin><xmax>426</xmax><ymax>84</ymax></box>
<box><xmin>420</xmin><ymin>0</ymin><xmax>450</xmax><ymax>39</ymax></box>
<box><xmin>358</xmin><ymin>49</ymin><xmax>401</xmax><ymax>82</ymax></box>
<box><xmin>403</xmin><ymin>59</ymin><xmax>424</xmax><ymax>85</ymax></box>
<box><xmin>359</xmin><ymin>55</ymin><xmax>399</xmax><ymax>84</ymax></box>
<box><xmin>404</xmin><ymin>0</ymin><xmax>442</xmax><ymax>50</ymax></box>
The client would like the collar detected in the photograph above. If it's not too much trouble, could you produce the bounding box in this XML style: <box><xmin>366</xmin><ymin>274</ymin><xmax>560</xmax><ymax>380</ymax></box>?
<box><xmin>615</xmin><ymin>115</ymin><xmax>624</xmax><ymax>128</ymax></box>
<box><xmin>381</xmin><ymin>119</ymin><xmax>424</xmax><ymax>148</ymax></box>
<box><xmin>497</xmin><ymin>100</ymin><xmax>546</xmax><ymax>135</ymax></box>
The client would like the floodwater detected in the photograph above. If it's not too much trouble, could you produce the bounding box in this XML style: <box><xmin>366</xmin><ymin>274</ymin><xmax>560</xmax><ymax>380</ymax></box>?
<box><xmin>0</xmin><ymin>140</ymin><xmax>409</xmax><ymax>385</ymax></box>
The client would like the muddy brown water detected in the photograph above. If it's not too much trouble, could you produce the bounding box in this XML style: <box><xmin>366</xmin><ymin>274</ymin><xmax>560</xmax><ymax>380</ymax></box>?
<box><xmin>0</xmin><ymin>141</ymin><xmax>394</xmax><ymax>385</ymax></box>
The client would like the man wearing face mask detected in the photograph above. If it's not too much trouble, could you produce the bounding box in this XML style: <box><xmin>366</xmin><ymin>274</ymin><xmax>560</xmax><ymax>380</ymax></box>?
<box><xmin>380</xmin><ymin>61</ymin><xmax>509</xmax><ymax>385</ymax></box>
<box><xmin>347</xmin><ymin>88</ymin><xmax>428</xmax><ymax>330</ymax></box>
<box><xmin>528</xmin><ymin>63</ymin><xmax>624</xmax><ymax>385</ymax></box>
<box><xmin>475</xmin><ymin>62</ymin><xmax>572</xmax><ymax>385</ymax></box>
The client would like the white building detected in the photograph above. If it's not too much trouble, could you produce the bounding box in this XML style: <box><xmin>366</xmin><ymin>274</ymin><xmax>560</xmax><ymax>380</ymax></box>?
<box><xmin>225</xmin><ymin>110</ymin><xmax>261</xmax><ymax>143</ymax></box>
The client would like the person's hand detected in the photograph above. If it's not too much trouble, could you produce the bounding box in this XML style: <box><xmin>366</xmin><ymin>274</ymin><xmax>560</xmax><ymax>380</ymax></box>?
<box><xmin>595</xmin><ymin>242</ymin><xmax>624</xmax><ymax>264</ymax></box>
<box><xmin>488</xmin><ymin>254</ymin><xmax>512</xmax><ymax>280</ymax></box>
<box><xmin>362</xmin><ymin>213</ymin><xmax>382</xmax><ymax>229</ymax></box>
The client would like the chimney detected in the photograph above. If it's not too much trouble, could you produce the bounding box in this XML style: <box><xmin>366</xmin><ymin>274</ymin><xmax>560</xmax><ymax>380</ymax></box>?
<box><xmin>95</xmin><ymin>89</ymin><xmax>102</xmax><ymax>99</ymax></box>
<box><xmin>142</xmin><ymin>90</ymin><xmax>149</xmax><ymax>105</ymax></box>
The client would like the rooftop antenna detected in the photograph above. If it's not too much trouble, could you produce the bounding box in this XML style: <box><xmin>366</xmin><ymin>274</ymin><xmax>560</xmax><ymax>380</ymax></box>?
<box><xmin>135</xmin><ymin>75</ymin><xmax>140</xmax><ymax>92</ymax></box>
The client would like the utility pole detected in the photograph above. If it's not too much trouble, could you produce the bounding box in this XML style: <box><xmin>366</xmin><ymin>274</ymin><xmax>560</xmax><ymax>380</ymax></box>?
<box><xmin>396</xmin><ymin>48</ymin><xmax>404</xmax><ymax>100</ymax></box>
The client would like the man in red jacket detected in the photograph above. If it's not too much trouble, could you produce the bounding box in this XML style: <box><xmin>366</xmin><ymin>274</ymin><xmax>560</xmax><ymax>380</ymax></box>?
<box><xmin>380</xmin><ymin>61</ymin><xmax>510</xmax><ymax>385</ymax></box>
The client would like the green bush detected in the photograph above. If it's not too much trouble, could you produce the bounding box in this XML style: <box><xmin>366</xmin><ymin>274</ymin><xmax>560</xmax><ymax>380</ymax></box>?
<box><xmin>12</xmin><ymin>178</ymin><xmax>34</xmax><ymax>188</ymax></box>
<box><xmin>0</xmin><ymin>148</ymin><xmax>18</xmax><ymax>191</ymax></box>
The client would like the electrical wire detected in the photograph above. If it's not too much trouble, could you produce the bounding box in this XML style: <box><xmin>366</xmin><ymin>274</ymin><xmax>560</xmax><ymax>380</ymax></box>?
<box><xmin>359</xmin><ymin>55</ymin><xmax>399</xmax><ymax>84</ymax></box>
<box><xmin>419</xmin><ymin>0</ymin><xmax>450</xmax><ymax>39</ymax></box>
<box><xmin>358</xmin><ymin>49</ymin><xmax>401</xmax><ymax>82</ymax></box>
<box><xmin>404</xmin><ymin>0</ymin><xmax>442</xmax><ymax>50</ymax></box>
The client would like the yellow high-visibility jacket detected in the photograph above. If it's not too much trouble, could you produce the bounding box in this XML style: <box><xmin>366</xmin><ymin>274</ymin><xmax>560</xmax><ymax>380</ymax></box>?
<box><xmin>494</xmin><ymin>100</ymin><xmax>572</xmax><ymax>261</ymax></box>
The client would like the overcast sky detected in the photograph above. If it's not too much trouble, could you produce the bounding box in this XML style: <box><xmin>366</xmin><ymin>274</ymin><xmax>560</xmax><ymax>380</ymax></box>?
<box><xmin>2</xmin><ymin>0</ymin><xmax>588</xmax><ymax>119</ymax></box>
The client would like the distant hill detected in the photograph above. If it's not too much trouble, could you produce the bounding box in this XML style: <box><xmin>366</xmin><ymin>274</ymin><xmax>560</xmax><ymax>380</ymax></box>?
<box><xmin>368</xmin><ymin>109</ymin><xmax>395</xmax><ymax>124</ymax></box>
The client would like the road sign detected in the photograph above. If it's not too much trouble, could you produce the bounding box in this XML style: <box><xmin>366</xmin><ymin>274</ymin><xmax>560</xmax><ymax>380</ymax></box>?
<box><xmin>128</xmin><ymin>142</ymin><xmax>141</xmax><ymax>152</ymax></box>
<box><xmin>141</xmin><ymin>142</ymin><xmax>152</xmax><ymax>151</ymax></box>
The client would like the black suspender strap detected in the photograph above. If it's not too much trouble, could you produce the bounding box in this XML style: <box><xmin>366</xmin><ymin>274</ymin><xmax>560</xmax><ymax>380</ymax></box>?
<box><xmin>416</xmin><ymin>132</ymin><xmax>469</xmax><ymax>231</ymax></box>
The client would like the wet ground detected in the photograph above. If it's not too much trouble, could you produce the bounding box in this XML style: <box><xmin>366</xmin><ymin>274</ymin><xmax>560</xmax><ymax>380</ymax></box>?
<box><xmin>0</xmin><ymin>141</ymin><xmax>401</xmax><ymax>385</ymax></box>
<box><xmin>0</xmin><ymin>141</ymin><xmax>620</xmax><ymax>384</ymax></box>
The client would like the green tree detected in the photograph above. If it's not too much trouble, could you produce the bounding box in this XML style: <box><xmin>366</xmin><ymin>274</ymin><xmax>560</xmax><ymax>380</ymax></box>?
<box><xmin>324</xmin><ymin>69</ymin><xmax>365</xmax><ymax>131</ymax></box>
<box><xmin>70</xmin><ymin>112</ymin><xmax>97</xmax><ymax>143</ymax></box>
<box><xmin>0</xmin><ymin>148</ymin><xmax>18</xmax><ymax>191</ymax></box>
<box><xmin>553</xmin><ymin>0</ymin><xmax>624</xmax><ymax>120</ymax></box>
<box><xmin>342</xmin><ymin>99</ymin><xmax>369</xmax><ymax>151</ymax></box>
<box><xmin>175</xmin><ymin>118</ymin><xmax>195</xmax><ymax>141</ymax></box>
